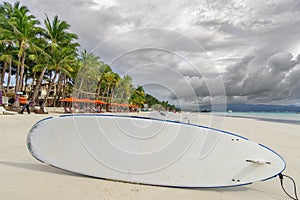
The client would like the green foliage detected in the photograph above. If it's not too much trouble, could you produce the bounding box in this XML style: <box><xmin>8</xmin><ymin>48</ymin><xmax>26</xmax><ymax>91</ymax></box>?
<box><xmin>75</xmin><ymin>50</ymin><xmax>103</xmax><ymax>97</ymax></box>
<box><xmin>145</xmin><ymin>94</ymin><xmax>160</xmax><ymax>107</ymax></box>
<box><xmin>0</xmin><ymin>1</ymin><xmax>43</xmax><ymax>92</ymax></box>
<box><xmin>145</xmin><ymin>93</ymin><xmax>180</xmax><ymax>111</ymax></box>
<box><xmin>129</xmin><ymin>85</ymin><xmax>146</xmax><ymax>107</ymax></box>
<box><xmin>113</xmin><ymin>75</ymin><xmax>133</xmax><ymax>103</ymax></box>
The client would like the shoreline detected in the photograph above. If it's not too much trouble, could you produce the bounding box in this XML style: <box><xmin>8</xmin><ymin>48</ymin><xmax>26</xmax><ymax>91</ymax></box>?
<box><xmin>0</xmin><ymin>112</ymin><xmax>299</xmax><ymax>200</ymax></box>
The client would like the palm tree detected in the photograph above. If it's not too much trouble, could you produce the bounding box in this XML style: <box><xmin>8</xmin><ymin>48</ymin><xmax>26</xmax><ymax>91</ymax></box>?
<box><xmin>99</xmin><ymin>71</ymin><xmax>120</xmax><ymax>111</ymax></box>
<box><xmin>31</xmin><ymin>49</ymin><xmax>48</xmax><ymax>103</ymax></box>
<box><xmin>0</xmin><ymin>53</ymin><xmax>10</xmax><ymax>89</ymax></box>
<box><xmin>101</xmin><ymin>71</ymin><xmax>117</xmax><ymax>97</ymax></box>
<box><xmin>109</xmin><ymin>72</ymin><xmax>120</xmax><ymax>99</ymax></box>
<box><xmin>113</xmin><ymin>75</ymin><xmax>133</xmax><ymax>103</ymax></box>
<box><xmin>0</xmin><ymin>51</ymin><xmax>19</xmax><ymax>92</ymax></box>
<box><xmin>0</xmin><ymin>3</ymin><xmax>15</xmax><ymax>94</ymax></box>
<box><xmin>30</xmin><ymin>15</ymin><xmax>78</xmax><ymax>112</ymax></box>
<box><xmin>95</xmin><ymin>64</ymin><xmax>111</xmax><ymax>100</ymax></box>
<box><xmin>145</xmin><ymin>93</ymin><xmax>160</xmax><ymax>108</ymax></box>
<box><xmin>75</xmin><ymin>50</ymin><xmax>103</xmax><ymax>98</ymax></box>
<box><xmin>0</xmin><ymin>1</ymin><xmax>42</xmax><ymax>93</ymax></box>
<box><xmin>0</xmin><ymin>47</ymin><xmax>19</xmax><ymax>94</ymax></box>
<box><xmin>129</xmin><ymin>85</ymin><xmax>145</xmax><ymax>108</ymax></box>
<box><xmin>39</xmin><ymin>46</ymin><xmax>77</xmax><ymax>112</ymax></box>
<box><xmin>33</xmin><ymin>15</ymin><xmax>78</xmax><ymax>100</ymax></box>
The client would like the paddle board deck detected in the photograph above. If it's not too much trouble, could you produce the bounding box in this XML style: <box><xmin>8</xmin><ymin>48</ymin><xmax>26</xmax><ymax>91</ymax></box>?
<box><xmin>27</xmin><ymin>114</ymin><xmax>285</xmax><ymax>188</ymax></box>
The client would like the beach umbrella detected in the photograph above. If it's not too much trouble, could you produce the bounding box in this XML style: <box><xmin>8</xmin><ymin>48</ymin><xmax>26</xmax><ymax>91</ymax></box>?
<box><xmin>59</xmin><ymin>97</ymin><xmax>83</xmax><ymax>102</ymax></box>
<box><xmin>110</xmin><ymin>102</ymin><xmax>121</xmax><ymax>107</ymax></box>
<box><xmin>79</xmin><ymin>98</ymin><xmax>94</xmax><ymax>103</ymax></box>
<box><xmin>93</xmin><ymin>100</ymin><xmax>106</xmax><ymax>104</ymax></box>
<box><xmin>129</xmin><ymin>104</ymin><xmax>139</xmax><ymax>108</ymax></box>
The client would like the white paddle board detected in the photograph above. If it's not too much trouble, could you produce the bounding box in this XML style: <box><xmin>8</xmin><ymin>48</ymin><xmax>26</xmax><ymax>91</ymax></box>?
<box><xmin>27</xmin><ymin>114</ymin><xmax>285</xmax><ymax>188</ymax></box>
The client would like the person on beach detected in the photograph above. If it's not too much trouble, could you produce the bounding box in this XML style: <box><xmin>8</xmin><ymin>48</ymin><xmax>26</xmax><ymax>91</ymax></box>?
<box><xmin>8</xmin><ymin>96</ymin><xmax>15</xmax><ymax>105</ymax></box>
<box><xmin>20</xmin><ymin>98</ymin><xmax>31</xmax><ymax>114</ymax></box>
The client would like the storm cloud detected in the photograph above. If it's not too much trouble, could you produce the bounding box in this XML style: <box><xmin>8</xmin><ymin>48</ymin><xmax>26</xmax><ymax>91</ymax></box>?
<box><xmin>8</xmin><ymin>0</ymin><xmax>300</xmax><ymax>106</ymax></box>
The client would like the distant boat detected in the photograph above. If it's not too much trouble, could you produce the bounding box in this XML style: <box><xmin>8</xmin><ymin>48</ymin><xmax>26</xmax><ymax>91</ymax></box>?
<box><xmin>227</xmin><ymin>110</ymin><xmax>233</xmax><ymax>113</ymax></box>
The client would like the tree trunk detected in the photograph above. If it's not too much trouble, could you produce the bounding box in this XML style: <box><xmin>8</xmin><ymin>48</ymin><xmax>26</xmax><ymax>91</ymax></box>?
<box><xmin>61</xmin><ymin>75</ymin><xmax>67</xmax><ymax>99</ymax></box>
<box><xmin>0</xmin><ymin>62</ymin><xmax>4</xmax><ymax>105</ymax></box>
<box><xmin>103</xmin><ymin>85</ymin><xmax>110</xmax><ymax>100</ymax></box>
<box><xmin>12</xmin><ymin>53</ymin><xmax>22</xmax><ymax>109</ymax></box>
<box><xmin>95</xmin><ymin>74</ymin><xmax>104</xmax><ymax>99</ymax></box>
<box><xmin>30</xmin><ymin>72</ymin><xmax>36</xmax><ymax>98</ymax></box>
<box><xmin>106</xmin><ymin>85</ymin><xmax>111</xmax><ymax>111</ymax></box>
<box><xmin>0</xmin><ymin>62</ymin><xmax>7</xmax><ymax>88</ymax></box>
<box><xmin>40</xmin><ymin>70</ymin><xmax>58</xmax><ymax>113</ymax></box>
<box><xmin>19</xmin><ymin>50</ymin><xmax>26</xmax><ymax>92</ymax></box>
<box><xmin>15</xmin><ymin>56</ymin><xmax>21</xmax><ymax>93</ymax></box>
<box><xmin>24</xmin><ymin>70</ymin><xmax>29</xmax><ymax>96</ymax></box>
<box><xmin>110</xmin><ymin>84</ymin><xmax>116</xmax><ymax>100</ymax></box>
<box><xmin>6</xmin><ymin>58</ymin><xmax>12</xmax><ymax>93</ymax></box>
<box><xmin>54</xmin><ymin>73</ymin><xmax>63</xmax><ymax>107</ymax></box>
<box><xmin>32</xmin><ymin>67</ymin><xmax>47</xmax><ymax>104</ymax></box>
<box><xmin>60</xmin><ymin>74</ymin><xmax>68</xmax><ymax>105</ymax></box>
<box><xmin>77</xmin><ymin>75</ymin><xmax>85</xmax><ymax>98</ymax></box>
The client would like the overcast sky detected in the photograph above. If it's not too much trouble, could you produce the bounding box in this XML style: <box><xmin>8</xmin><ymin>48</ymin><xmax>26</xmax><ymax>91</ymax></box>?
<box><xmin>6</xmin><ymin>0</ymin><xmax>300</xmax><ymax>107</ymax></box>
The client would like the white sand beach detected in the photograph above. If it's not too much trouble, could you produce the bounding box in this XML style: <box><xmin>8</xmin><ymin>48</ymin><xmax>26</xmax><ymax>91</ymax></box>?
<box><xmin>0</xmin><ymin>112</ymin><xmax>299</xmax><ymax>200</ymax></box>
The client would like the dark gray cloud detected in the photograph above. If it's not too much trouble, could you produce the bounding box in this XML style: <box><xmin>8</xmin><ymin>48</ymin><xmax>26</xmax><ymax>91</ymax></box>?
<box><xmin>221</xmin><ymin>52</ymin><xmax>300</xmax><ymax>104</ymax></box>
<box><xmin>5</xmin><ymin>0</ymin><xmax>300</xmax><ymax>106</ymax></box>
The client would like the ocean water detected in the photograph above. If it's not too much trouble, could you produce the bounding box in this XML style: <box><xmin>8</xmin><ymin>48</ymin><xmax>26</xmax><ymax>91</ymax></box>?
<box><xmin>214</xmin><ymin>112</ymin><xmax>300</xmax><ymax>125</ymax></box>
